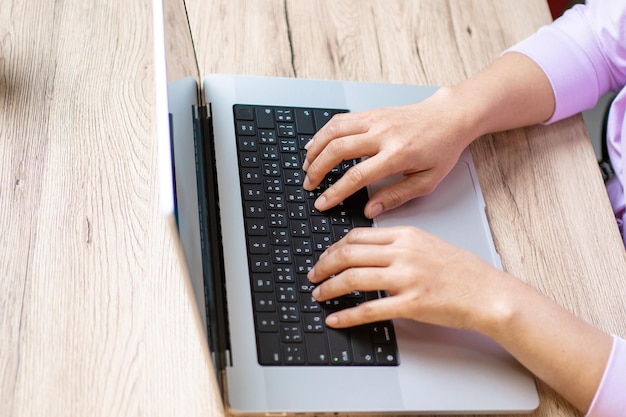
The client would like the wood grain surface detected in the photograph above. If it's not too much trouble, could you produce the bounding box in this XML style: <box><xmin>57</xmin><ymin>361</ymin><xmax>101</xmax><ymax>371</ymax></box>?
<box><xmin>0</xmin><ymin>0</ymin><xmax>222</xmax><ymax>416</ymax></box>
<box><xmin>1</xmin><ymin>1</ymin><xmax>625</xmax><ymax>417</ymax></box>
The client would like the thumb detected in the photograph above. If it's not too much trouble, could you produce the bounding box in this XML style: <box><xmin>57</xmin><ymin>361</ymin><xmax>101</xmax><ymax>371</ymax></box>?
<box><xmin>364</xmin><ymin>172</ymin><xmax>441</xmax><ymax>218</ymax></box>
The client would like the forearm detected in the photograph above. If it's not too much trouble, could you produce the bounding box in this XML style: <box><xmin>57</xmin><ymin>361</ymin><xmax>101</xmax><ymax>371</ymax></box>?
<box><xmin>479</xmin><ymin>271</ymin><xmax>612</xmax><ymax>413</ymax></box>
<box><xmin>436</xmin><ymin>52</ymin><xmax>556</xmax><ymax>143</ymax></box>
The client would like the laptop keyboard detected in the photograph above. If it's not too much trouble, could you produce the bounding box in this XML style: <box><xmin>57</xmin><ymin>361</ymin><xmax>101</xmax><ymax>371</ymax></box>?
<box><xmin>234</xmin><ymin>104</ymin><xmax>399</xmax><ymax>366</ymax></box>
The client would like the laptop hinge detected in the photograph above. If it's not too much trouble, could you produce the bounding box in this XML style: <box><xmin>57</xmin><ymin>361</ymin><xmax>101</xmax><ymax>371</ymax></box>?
<box><xmin>192</xmin><ymin>102</ymin><xmax>232</xmax><ymax>378</ymax></box>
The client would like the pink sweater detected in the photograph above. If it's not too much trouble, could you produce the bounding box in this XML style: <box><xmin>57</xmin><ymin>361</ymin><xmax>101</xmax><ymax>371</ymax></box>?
<box><xmin>507</xmin><ymin>0</ymin><xmax>625</xmax><ymax>415</ymax></box>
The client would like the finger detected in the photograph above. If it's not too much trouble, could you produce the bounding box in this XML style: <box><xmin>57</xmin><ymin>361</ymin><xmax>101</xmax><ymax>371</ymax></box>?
<box><xmin>312</xmin><ymin>150</ymin><xmax>401</xmax><ymax>211</ymax></box>
<box><xmin>312</xmin><ymin>266</ymin><xmax>396</xmax><ymax>302</ymax></box>
<box><xmin>340</xmin><ymin>226</ymin><xmax>398</xmax><ymax>245</ymax></box>
<box><xmin>325</xmin><ymin>296</ymin><xmax>401</xmax><ymax>328</ymax></box>
<box><xmin>307</xmin><ymin>242</ymin><xmax>391</xmax><ymax>284</ymax></box>
<box><xmin>362</xmin><ymin>171</ymin><xmax>440</xmax><ymax>217</ymax></box>
<box><xmin>303</xmin><ymin>132</ymin><xmax>375</xmax><ymax>191</ymax></box>
<box><xmin>304</xmin><ymin>112</ymin><xmax>369</xmax><ymax>158</ymax></box>
<box><xmin>303</xmin><ymin>115</ymin><xmax>368</xmax><ymax>171</ymax></box>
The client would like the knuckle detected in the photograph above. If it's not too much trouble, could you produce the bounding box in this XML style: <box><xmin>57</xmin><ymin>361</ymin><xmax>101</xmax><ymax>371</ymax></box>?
<box><xmin>335</xmin><ymin>245</ymin><xmax>353</xmax><ymax>262</ymax></box>
<box><xmin>420</xmin><ymin>181</ymin><xmax>438</xmax><ymax>195</ymax></box>
<box><xmin>359</xmin><ymin>301</ymin><xmax>377</xmax><ymax>321</ymax></box>
<box><xmin>306</xmin><ymin>159</ymin><xmax>322</xmax><ymax>180</ymax></box>
<box><xmin>344</xmin><ymin>267</ymin><xmax>361</xmax><ymax>288</ymax></box>
<box><xmin>344</xmin><ymin>165</ymin><xmax>365</xmax><ymax>186</ymax></box>
<box><xmin>385</xmin><ymin>188</ymin><xmax>406</xmax><ymax>209</ymax></box>
<box><xmin>326</xmin><ymin>138</ymin><xmax>346</xmax><ymax>156</ymax></box>
<box><xmin>345</xmin><ymin>227</ymin><xmax>364</xmax><ymax>243</ymax></box>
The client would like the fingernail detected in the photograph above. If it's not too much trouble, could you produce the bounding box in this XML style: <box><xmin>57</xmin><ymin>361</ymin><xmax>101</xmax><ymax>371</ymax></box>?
<box><xmin>326</xmin><ymin>315</ymin><xmax>339</xmax><ymax>326</ymax></box>
<box><xmin>302</xmin><ymin>159</ymin><xmax>310</xmax><ymax>171</ymax></box>
<box><xmin>304</xmin><ymin>139</ymin><xmax>313</xmax><ymax>150</ymax></box>
<box><xmin>368</xmin><ymin>203</ymin><xmax>383</xmax><ymax>218</ymax></box>
<box><xmin>303</xmin><ymin>176</ymin><xmax>311</xmax><ymax>190</ymax></box>
<box><xmin>307</xmin><ymin>267</ymin><xmax>315</xmax><ymax>280</ymax></box>
<box><xmin>312</xmin><ymin>286</ymin><xmax>320</xmax><ymax>299</ymax></box>
<box><xmin>314</xmin><ymin>195</ymin><xmax>327</xmax><ymax>211</ymax></box>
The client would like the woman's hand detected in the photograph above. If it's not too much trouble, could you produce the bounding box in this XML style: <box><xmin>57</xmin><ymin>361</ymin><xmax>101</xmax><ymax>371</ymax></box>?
<box><xmin>307</xmin><ymin>226</ymin><xmax>510</xmax><ymax>333</ymax></box>
<box><xmin>302</xmin><ymin>91</ymin><xmax>475</xmax><ymax>218</ymax></box>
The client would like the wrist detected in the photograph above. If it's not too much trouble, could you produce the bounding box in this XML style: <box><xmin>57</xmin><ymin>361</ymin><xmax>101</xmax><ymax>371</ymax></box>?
<box><xmin>469</xmin><ymin>269</ymin><xmax>527</xmax><ymax>341</ymax></box>
<box><xmin>430</xmin><ymin>85</ymin><xmax>484</xmax><ymax>149</ymax></box>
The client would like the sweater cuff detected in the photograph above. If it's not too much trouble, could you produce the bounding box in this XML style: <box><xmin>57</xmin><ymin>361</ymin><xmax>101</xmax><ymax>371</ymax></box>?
<box><xmin>586</xmin><ymin>335</ymin><xmax>626</xmax><ymax>416</ymax></box>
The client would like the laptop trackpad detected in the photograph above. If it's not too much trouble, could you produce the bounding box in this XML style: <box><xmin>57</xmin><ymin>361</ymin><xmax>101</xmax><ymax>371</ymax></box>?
<box><xmin>370</xmin><ymin>160</ymin><xmax>497</xmax><ymax>265</ymax></box>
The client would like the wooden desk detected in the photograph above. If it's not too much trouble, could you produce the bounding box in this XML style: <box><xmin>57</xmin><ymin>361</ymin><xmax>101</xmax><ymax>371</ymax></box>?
<box><xmin>1</xmin><ymin>1</ymin><xmax>625</xmax><ymax>417</ymax></box>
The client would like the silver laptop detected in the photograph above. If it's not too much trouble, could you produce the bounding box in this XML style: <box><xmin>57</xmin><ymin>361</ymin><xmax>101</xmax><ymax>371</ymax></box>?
<box><xmin>153</xmin><ymin>0</ymin><xmax>539</xmax><ymax>414</ymax></box>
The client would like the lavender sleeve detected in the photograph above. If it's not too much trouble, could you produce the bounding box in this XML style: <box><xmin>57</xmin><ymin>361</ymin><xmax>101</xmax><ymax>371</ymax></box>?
<box><xmin>505</xmin><ymin>0</ymin><xmax>626</xmax><ymax>122</ymax></box>
<box><xmin>586</xmin><ymin>335</ymin><xmax>626</xmax><ymax>417</ymax></box>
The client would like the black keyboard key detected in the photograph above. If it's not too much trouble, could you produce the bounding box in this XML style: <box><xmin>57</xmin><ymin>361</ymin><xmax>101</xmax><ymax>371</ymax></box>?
<box><xmin>237</xmin><ymin>121</ymin><xmax>256</xmax><ymax>136</ymax></box>
<box><xmin>259</xmin><ymin>129</ymin><xmax>277</xmax><ymax>144</ymax></box>
<box><xmin>243</xmin><ymin>184</ymin><xmax>263</xmax><ymax>201</ymax></box>
<box><xmin>294</xmin><ymin>256</ymin><xmax>314</xmax><ymax>274</ymax></box>
<box><xmin>372</xmin><ymin>322</ymin><xmax>396</xmax><ymax>343</ymax></box>
<box><xmin>241</xmin><ymin>168</ymin><xmax>261</xmax><ymax>184</ymax></box>
<box><xmin>313</xmin><ymin>109</ymin><xmax>334</xmax><ymax>130</ymax></box>
<box><xmin>252</xmin><ymin>274</ymin><xmax>273</xmax><ymax>292</ymax></box>
<box><xmin>250</xmin><ymin>256</ymin><xmax>271</xmax><ymax>273</ymax></box>
<box><xmin>278</xmin><ymin>303</ymin><xmax>300</xmax><ymax>322</ymax></box>
<box><xmin>278</xmin><ymin>124</ymin><xmax>296</xmax><ymax>137</ymax></box>
<box><xmin>237</xmin><ymin>136</ymin><xmax>257</xmax><ymax>152</ymax></box>
<box><xmin>311</xmin><ymin>217</ymin><xmax>330</xmax><ymax>233</ymax></box>
<box><xmin>276</xmin><ymin>284</ymin><xmax>297</xmax><ymax>302</ymax></box>
<box><xmin>295</xmin><ymin>109</ymin><xmax>315</xmax><ymax>134</ymax></box>
<box><xmin>350</xmin><ymin>326</ymin><xmax>377</xmax><ymax>364</ymax></box>
<box><xmin>283</xmin><ymin>344</ymin><xmax>305</xmax><ymax>365</ymax></box>
<box><xmin>254</xmin><ymin>293</ymin><xmax>276</xmax><ymax>311</ymax></box>
<box><xmin>268</xmin><ymin>211</ymin><xmax>287</xmax><ymax>227</ymax></box>
<box><xmin>281</xmin><ymin>324</ymin><xmax>303</xmax><ymax>343</ymax></box>
<box><xmin>261</xmin><ymin>145</ymin><xmax>279</xmax><ymax>160</ymax></box>
<box><xmin>279</xmin><ymin>138</ymin><xmax>298</xmax><ymax>153</ymax></box>
<box><xmin>256</xmin><ymin>313</ymin><xmax>279</xmax><ymax>332</ymax></box>
<box><xmin>270</xmin><ymin>228</ymin><xmax>290</xmax><ymax>246</ymax></box>
<box><xmin>255</xmin><ymin>107</ymin><xmax>275</xmax><ymax>128</ymax></box>
<box><xmin>235</xmin><ymin>106</ymin><xmax>254</xmax><ymax>121</ymax></box>
<box><xmin>284</xmin><ymin>169</ymin><xmax>303</xmax><ymax>185</ymax></box>
<box><xmin>375</xmin><ymin>344</ymin><xmax>398</xmax><ymax>365</ymax></box>
<box><xmin>300</xmin><ymin>293</ymin><xmax>321</xmax><ymax>312</ymax></box>
<box><xmin>282</xmin><ymin>153</ymin><xmax>300</xmax><ymax>169</ymax></box>
<box><xmin>272</xmin><ymin>247</ymin><xmax>292</xmax><ymax>264</ymax></box>
<box><xmin>292</xmin><ymin>237</ymin><xmax>312</xmax><ymax>255</ymax></box>
<box><xmin>296</xmin><ymin>273</ymin><xmax>315</xmax><ymax>293</ymax></box>
<box><xmin>285</xmin><ymin>186</ymin><xmax>305</xmax><ymax>202</ymax></box>
<box><xmin>257</xmin><ymin>333</ymin><xmax>282</xmax><ymax>365</ymax></box>
<box><xmin>288</xmin><ymin>203</ymin><xmax>307</xmax><ymax>219</ymax></box>
<box><xmin>304</xmin><ymin>332</ymin><xmax>330</xmax><ymax>364</ymax></box>
<box><xmin>244</xmin><ymin>202</ymin><xmax>265</xmax><ymax>218</ymax></box>
<box><xmin>240</xmin><ymin>153</ymin><xmax>259</xmax><ymax>167</ymax></box>
<box><xmin>289</xmin><ymin>220</ymin><xmax>310</xmax><ymax>237</ymax></box>
<box><xmin>274</xmin><ymin>265</ymin><xmax>294</xmax><ymax>283</ymax></box>
<box><xmin>275</xmin><ymin>109</ymin><xmax>294</xmax><ymax>122</ymax></box>
<box><xmin>303</xmin><ymin>312</ymin><xmax>325</xmax><ymax>332</ymax></box>
<box><xmin>248</xmin><ymin>236</ymin><xmax>269</xmax><ymax>254</ymax></box>
<box><xmin>327</xmin><ymin>328</ymin><xmax>352</xmax><ymax>365</ymax></box>
<box><xmin>246</xmin><ymin>219</ymin><xmax>267</xmax><ymax>236</ymax></box>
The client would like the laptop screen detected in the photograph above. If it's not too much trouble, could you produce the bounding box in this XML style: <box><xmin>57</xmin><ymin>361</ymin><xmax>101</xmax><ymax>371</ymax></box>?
<box><xmin>154</xmin><ymin>0</ymin><xmax>229</xmax><ymax>385</ymax></box>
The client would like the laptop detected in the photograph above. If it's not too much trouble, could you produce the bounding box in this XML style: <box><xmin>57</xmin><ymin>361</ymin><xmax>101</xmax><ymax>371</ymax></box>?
<box><xmin>153</xmin><ymin>0</ymin><xmax>540</xmax><ymax>414</ymax></box>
